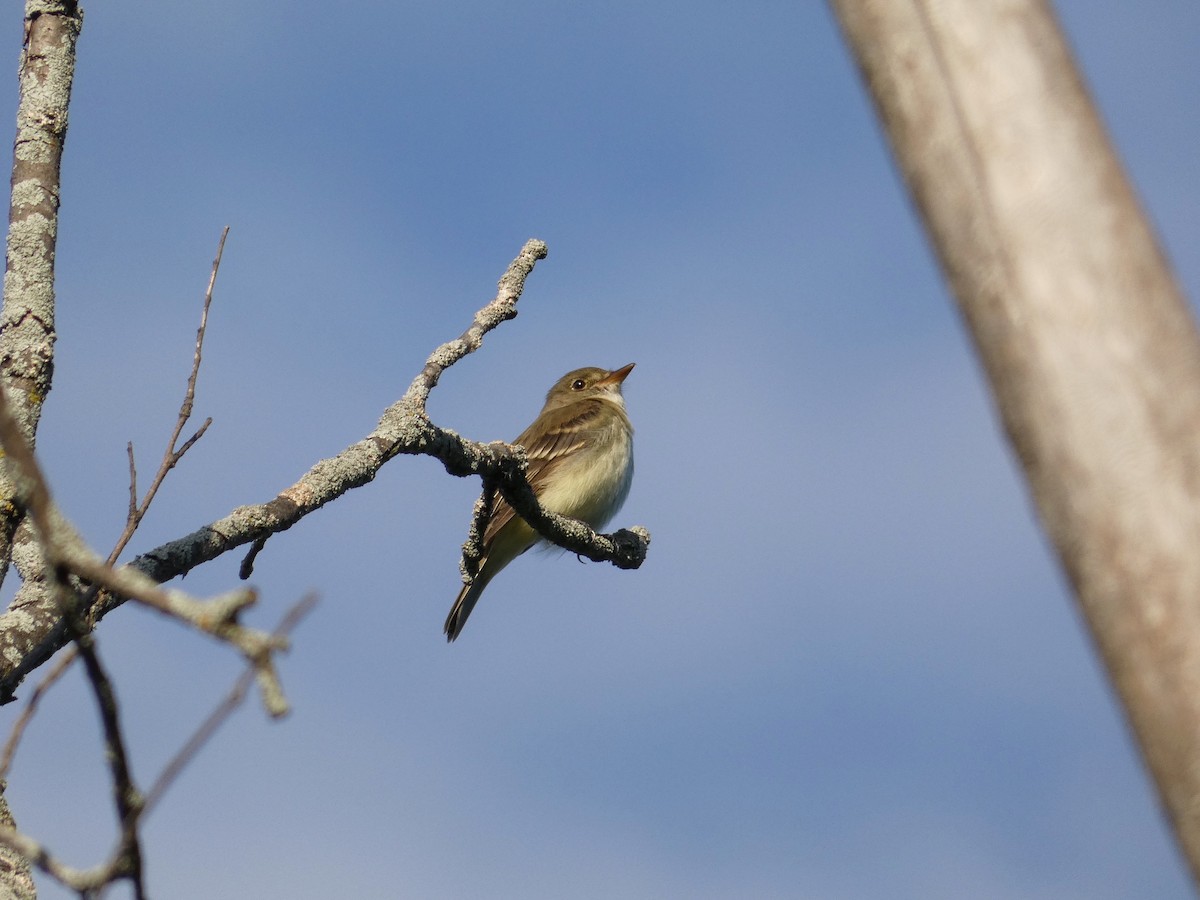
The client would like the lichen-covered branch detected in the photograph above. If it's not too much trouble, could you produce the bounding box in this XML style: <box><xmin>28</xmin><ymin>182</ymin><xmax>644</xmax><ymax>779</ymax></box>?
<box><xmin>0</xmin><ymin>238</ymin><xmax>651</xmax><ymax>702</ymax></box>
<box><xmin>0</xmin><ymin>792</ymin><xmax>35</xmax><ymax>900</ymax></box>
<box><xmin>0</xmin><ymin>1</ymin><xmax>82</xmax><ymax>593</ymax></box>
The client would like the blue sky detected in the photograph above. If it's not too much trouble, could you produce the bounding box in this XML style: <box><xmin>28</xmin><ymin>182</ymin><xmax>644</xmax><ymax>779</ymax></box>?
<box><xmin>2</xmin><ymin>2</ymin><xmax>1198</xmax><ymax>898</ymax></box>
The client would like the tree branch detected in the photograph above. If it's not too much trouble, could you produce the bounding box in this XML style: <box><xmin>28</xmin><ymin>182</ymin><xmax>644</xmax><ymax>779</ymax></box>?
<box><xmin>0</xmin><ymin>364</ymin><xmax>313</xmax><ymax>895</ymax></box>
<box><xmin>0</xmin><ymin>238</ymin><xmax>650</xmax><ymax>700</ymax></box>
<box><xmin>0</xmin><ymin>790</ymin><xmax>35</xmax><ymax>900</ymax></box>
<box><xmin>0</xmin><ymin>381</ymin><xmax>293</xmax><ymax>717</ymax></box>
<box><xmin>141</xmin><ymin>593</ymin><xmax>316</xmax><ymax>818</ymax></box>
<box><xmin>0</xmin><ymin>0</ymin><xmax>83</xmax><ymax>592</ymax></box>
<box><xmin>110</xmin><ymin>228</ymin><xmax>225</xmax><ymax>566</ymax></box>
<box><xmin>1</xmin><ymin>228</ymin><xmax>229</xmax><ymax>796</ymax></box>
<box><xmin>831</xmin><ymin>0</ymin><xmax>1200</xmax><ymax>883</ymax></box>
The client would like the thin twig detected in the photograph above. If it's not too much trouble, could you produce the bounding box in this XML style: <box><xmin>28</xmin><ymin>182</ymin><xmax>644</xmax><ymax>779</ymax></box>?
<box><xmin>125</xmin><ymin>442</ymin><xmax>138</xmax><ymax>525</ymax></box>
<box><xmin>0</xmin><ymin>459</ymin><xmax>143</xmax><ymax>892</ymax></box>
<box><xmin>0</xmin><ymin>375</ymin><xmax>148</xmax><ymax>892</ymax></box>
<box><xmin>108</xmin><ymin>227</ymin><xmax>228</xmax><ymax>566</ymax></box>
<box><xmin>0</xmin><ymin>822</ymin><xmax>114</xmax><ymax>895</ymax></box>
<box><xmin>65</xmin><ymin>626</ymin><xmax>144</xmax><ymax>898</ymax></box>
<box><xmin>66</xmin><ymin>552</ymin><xmax>290</xmax><ymax>712</ymax></box>
<box><xmin>239</xmin><ymin>535</ymin><xmax>268</xmax><ymax>580</ymax></box>
<box><xmin>0</xmin><ymin>647</ymin><xmax>76</xmax><ymax>782</ymax></box>
<box><xmin>142</xmin><ymin>593</ymin><xmax>317</xmax><ymax>817</ymax></box>
<box><xmin>0</xmin><ymin>371</ymin><xmax>291</xmax><ymax>897</ymax></box>
<box><xmin>0</xmin><ymin>380</ymin><xmax>290</xmax><ymax>713</ymax></box>
<box><xmin>0</xmin><ymin>229</ymin><xmax>231</xmax><ymax>776</ymax></box>
<box><xmin>0</xmin><ymin>227</ymin><xmax>229</xmax><ymax>797</ymax></box>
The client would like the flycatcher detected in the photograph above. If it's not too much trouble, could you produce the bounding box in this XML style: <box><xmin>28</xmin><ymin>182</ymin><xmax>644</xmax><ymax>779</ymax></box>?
<box><xmin>444</xmin><ymin>363</ymin><xmax>636</xmax><ymax>641</ymax></box>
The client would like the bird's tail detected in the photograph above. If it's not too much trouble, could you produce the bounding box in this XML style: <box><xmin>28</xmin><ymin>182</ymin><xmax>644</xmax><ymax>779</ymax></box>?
<box><xmin>444</xmin><ymin>573</ymin><xmax>489</xmax><ymax>642</ymax></box>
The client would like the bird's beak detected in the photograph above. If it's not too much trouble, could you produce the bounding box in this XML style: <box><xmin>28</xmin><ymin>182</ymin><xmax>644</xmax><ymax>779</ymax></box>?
<box><xmin>600</xmin><ymin>363</ymin><xmax>635</xmax><ymax>386</ymax></box>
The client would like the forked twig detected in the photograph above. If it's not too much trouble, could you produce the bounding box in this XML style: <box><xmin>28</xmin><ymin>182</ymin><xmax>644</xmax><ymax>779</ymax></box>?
<box><xmin>110</xmin><ymin>227</ymin><xmax>228</xmax><ymax>566</ymax></box>
<box><xmin>2</xmin><ymin>228</ymin><xmax>234</xmax><ymax>778</ymax></box>
<box><xmin>143</xmin><ymin>593</ymin><xmax>317</xmax><ymax>816</ymax></box>
<box><xmin>0</xmin><ymin>374</ymin><xmax>148</xmax><ymax>895</ymax></box>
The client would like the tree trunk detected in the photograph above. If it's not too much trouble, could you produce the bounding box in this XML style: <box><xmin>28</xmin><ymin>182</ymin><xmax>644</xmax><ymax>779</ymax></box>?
<box><xmin>830</xmin><ymin>0</ymin><xmax>1200</xmax><ymax>884</ymax></box>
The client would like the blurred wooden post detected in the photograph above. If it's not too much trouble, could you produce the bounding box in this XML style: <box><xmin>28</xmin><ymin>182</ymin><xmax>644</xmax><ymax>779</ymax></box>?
<box><xmin>830</xmin><ymin>0</ymin><xmax>1200</xmax><ymax>884</ymax></box>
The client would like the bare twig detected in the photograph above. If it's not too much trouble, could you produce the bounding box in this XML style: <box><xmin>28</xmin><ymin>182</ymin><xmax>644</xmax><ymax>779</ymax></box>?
<box><xmin>0</xmin><ymin>9</ymin><xmax>268</xmax><ymax>897</ymax></box>
<box><xmin>125</xmin><ymin>441</ymin><xmax>138</xmax><ymax>525</ymax></box>
<box><xmin>0</xmin><ymin>596</ymin><xmax>317</xmax><ymax>898</ymax></box>
<box><xmin>239</xmin><ymin>535</ymin><xmax>268</xmax><ymax>580</ymax></box>
<box><xmin>108</xmin><ymin>227</ymin><xmax>228</xmax><ymax>566</ymax></box>
<box><xmin>0</xmin><ymin>369</ymin><xmax>147</xmax><ymax>894</ymax></box>
<box><xmin>0</xmin><ymin>740</ymin><xmax>145</xmax><ymax>899</ymax></box>
<box><xmin>143</xmin><ymin>593</ymin><xmax>317</xmax><ymax>817</ymax></box>
<box><xmin>69</xmin><ymin>554</ymin><xmax>289</xmax><ymax>714</ymax></box>
<box><xmin>64</xmin><ymin>626</ymin><xmax>144</xmax><ymax>898</ymax></box>
<box><xmin>0</xmin><ymin>381</ymin><xmax>292</xmax><ymax>715</ymax></box>
<box><xmin>0</xmin><ymin>365</ymin><xmax>291</xmax><ymax>896</ymax></box>
<box><xmin>0</xmin><ymin>823</ymin><xmax>116</xmax><ymax>896</ymax></box>
<box><xmin>1</xmin><ymin>230</ymin><xmax>230</xmax><ymax>783</ymax></box>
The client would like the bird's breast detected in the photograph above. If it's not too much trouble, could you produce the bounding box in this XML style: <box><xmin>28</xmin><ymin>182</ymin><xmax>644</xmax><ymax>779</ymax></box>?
<box><xmin>537</xmin><ymin>424</ymin><xmax>633</xmax><ymax>530</ymax></box>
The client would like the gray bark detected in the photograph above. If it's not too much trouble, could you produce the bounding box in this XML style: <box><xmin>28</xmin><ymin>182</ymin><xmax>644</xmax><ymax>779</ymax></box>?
<box><xmin>830</xmin><ymin>0</ymin><xmax>1200</xmax><ymax>884</ymax></box>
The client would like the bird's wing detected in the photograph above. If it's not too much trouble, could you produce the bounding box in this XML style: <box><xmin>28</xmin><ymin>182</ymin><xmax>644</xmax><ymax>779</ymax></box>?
<box><xmin>481</xmin><ymin>399</ymin><xmax>606</xmax><ymax>545</ymax></box>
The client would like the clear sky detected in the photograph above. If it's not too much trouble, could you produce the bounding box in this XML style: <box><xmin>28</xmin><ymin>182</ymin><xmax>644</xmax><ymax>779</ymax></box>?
<box><xmin>2</xmin><ymin>2</ymin><xmax>1199</xmax><ymax>898</ymax></box>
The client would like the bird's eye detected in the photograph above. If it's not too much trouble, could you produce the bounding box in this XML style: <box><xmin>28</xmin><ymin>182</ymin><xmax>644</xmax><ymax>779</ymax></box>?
<box><xmin>571</xmin><ymin>379</ymin><xmax>586</xmax><ymax>390</ymax></box>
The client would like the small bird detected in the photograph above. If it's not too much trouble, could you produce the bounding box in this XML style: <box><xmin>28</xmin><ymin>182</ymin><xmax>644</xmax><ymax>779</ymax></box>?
<box><xmin>444</xmin><ymin>363</ymin><xmax>636</xmax><ymax>641</ymax></box>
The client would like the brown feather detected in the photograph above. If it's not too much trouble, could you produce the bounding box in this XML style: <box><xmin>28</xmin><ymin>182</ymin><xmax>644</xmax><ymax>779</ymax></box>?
<box><xmin>482</xmin><ymin>399</ymin><xmax>613</xmax><ymax>545</ymax></box>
